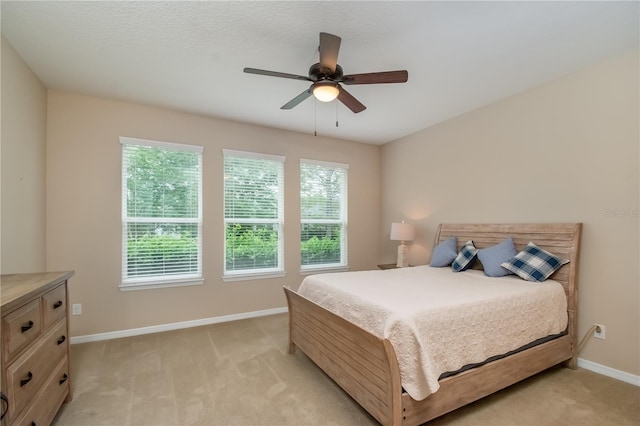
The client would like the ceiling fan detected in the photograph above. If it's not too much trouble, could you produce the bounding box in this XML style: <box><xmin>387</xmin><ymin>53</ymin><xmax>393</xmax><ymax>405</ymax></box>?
<box><xmin>244</xmin><ymin>32</ymin><xmax>408</xmax><ymax>113</ymax></box>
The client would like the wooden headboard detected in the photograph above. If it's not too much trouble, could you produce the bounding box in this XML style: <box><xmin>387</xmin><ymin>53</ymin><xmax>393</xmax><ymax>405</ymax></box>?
<box><xmin>434</xmin><ymin>223</ymin><xmax>582</xmax><ymax>363</ymax></box>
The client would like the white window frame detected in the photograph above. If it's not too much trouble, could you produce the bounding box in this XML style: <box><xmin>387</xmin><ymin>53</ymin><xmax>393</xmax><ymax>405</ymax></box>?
<box><xmin>223</xmin><ymin>149</ymin><xmax>285</xmax><ymax>281</ymax></box>
<box><xmin>120</xmin><ymin>137</ymin><xmax>204</xmax><ymax>291</ymax></box>
<box><xmin>300</xmin><ymin>159</ymin><xmax>349</xmax><ymax>274</ymax></box>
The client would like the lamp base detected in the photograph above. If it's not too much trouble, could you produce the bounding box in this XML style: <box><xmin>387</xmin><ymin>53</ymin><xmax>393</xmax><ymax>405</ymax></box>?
<box><xmin>396</xmin><ymin>242</ymin><xmax>409</xmax><ymax>268</ymax></box>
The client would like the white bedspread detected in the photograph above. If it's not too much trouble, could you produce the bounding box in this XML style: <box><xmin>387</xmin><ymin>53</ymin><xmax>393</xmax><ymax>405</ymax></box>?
<box><xmin>297</xmin><ymin>265</ymin><xmax>567</xmax><ymax>401</ymax></box>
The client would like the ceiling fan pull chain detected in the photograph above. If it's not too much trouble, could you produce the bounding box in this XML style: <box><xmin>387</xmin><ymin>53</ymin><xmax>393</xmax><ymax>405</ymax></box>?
<box><xmin>336</xmin><ymin>101</ymin><xmax>339</xmax><ymax>128</ymax></box>
<box><xmin>314</xmin><ymin>99</ymin><xmax>317</xmax><ymax>136</ymax></box>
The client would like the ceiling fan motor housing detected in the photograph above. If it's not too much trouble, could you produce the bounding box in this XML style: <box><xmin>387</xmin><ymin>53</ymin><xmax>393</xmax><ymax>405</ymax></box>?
<box><xmin>309</xmin><ymin>63</ymin><xmax>343</xmax><ymax>82</ymax></box>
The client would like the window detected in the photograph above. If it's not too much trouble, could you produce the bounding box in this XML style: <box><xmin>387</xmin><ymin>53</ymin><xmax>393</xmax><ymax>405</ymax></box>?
<box><xmin>120</xmin><ymin>137</ymin><xmax>203</xmax><ymax>290</ymax></box>
<box><xmin>300</xmin><ymin>160</ymin><xmax>348</xmax><ymax>271</ymax></box>
<box><xmin>224</xmin><ymin>150</ymin><xmax>284</xmax><ymax>280</ymax></box>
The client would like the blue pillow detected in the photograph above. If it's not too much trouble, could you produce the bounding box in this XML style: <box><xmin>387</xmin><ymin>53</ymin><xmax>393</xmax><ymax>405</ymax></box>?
<box><xmin>477</xmin><ymin>237</ymin><xmax>517</xmax><ymax>277</ymax></box>
<box><xmin>452</xmin><ymin>240</ymin><xmax>478</xmax><ymax>272</ymax></box>
<box><xmin>501</xmin><ymin>242</ymin><xmax>569</xmax><ymax>282</ymax></box>
<box><xmin>430</xmin><ymin>236</ymin><xmax>458</xmax><ymax>267</ymax></box>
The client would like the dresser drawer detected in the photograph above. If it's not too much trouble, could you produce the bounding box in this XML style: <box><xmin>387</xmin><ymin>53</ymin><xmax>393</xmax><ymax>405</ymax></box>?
<box><xmin>6</xmin><ymin>319</ymin><xmax>68</xmax><ymax>421</ymax></box>
<box><xmin>42</xmin><ymin>283</ymin><xmax>67</xmax><ymax>328</ymax></box>
<box><xmin>2</xmin><ymin>299</ymin><xmax>42</xmax><ymax>361</ymax></box>
<box><xmin>12</xmin><ymin>357</ymin><xmax>69</xmax><ymax>426</ymax></box>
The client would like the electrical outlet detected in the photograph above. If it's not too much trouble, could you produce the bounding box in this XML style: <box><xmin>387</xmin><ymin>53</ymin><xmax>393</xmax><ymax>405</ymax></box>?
<box><xmin>594</xmin><ymin>323</ymin><xmax>606</xmax><ymax>340</ymax></box>
<box><xmin>72</xmin><ymin>303</ymin><xmax>82</xmax><ymax>316</ymax></box>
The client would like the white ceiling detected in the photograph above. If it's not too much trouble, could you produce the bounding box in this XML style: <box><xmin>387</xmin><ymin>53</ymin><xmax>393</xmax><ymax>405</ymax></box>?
<box><xmin>2</xmin><ymin>1</ymin><xmax>638</xmax><ymax>145</ymax></box>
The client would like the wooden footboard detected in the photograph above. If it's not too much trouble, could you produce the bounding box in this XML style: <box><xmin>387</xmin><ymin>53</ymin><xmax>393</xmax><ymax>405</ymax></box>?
<box><xmin>284</xmin><ymin>287</ymin><xmax>403</xmax><ymax>425</ymax></box>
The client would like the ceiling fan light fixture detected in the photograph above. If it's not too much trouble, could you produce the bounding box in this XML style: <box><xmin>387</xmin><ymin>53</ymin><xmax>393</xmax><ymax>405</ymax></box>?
<box><xmin>312</xmin><ymin>82</ymin><xmax>339</xmax><ymax>102</ymax></box>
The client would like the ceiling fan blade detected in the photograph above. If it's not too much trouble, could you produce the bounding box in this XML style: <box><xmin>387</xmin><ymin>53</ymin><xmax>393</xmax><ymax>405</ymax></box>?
<box><xmin>319</xmin><ymin>32</ymin><xmax>341</xmax><ymax>74</ymax></box>
<box><xmin>337</xmin><ymin>86</ymin><xmax>366</xmax><ymax>113</ymax></box>
<box><xmin>281</xmin><ymin>89</ymin><xmax>313</xmax><ymax>110</ymax></box>
<box><xmin>244</xmin><ymin>67</ymin><xmax>312</xmax><ymax>82</ymax></box>
<box><xmin>341</xmin><ymin>70</ymin><xmax>408</xmax><ymax>85</ymax></box>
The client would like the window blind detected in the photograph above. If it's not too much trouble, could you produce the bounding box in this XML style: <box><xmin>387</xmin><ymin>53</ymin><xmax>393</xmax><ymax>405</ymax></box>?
<box><xmin>121</xmin><ymin>137</ymin><xmax>203</xmax><ymax>287</ymax></box>
<box><xmin>223</xmin><ymin>150</ymin><xmax>284</xmax><ymax>275</ymax></box>
<box><xmin>300</xmin><ymin>160</ymin><xmax>348</xmax><ymax>268</ymax></box>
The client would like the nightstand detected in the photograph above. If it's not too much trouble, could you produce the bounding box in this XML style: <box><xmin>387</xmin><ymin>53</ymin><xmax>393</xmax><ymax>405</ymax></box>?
<box><xmin>377</xmin><ymin>263</ymin><xmax>398</xmax><ymax>270</ymax></box>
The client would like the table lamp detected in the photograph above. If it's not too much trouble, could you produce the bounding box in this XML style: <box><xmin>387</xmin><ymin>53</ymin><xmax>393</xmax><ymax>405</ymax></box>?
<box><xmin>390</xmin><ymin>221</ymin><xmax>415</xmax><ymax>267</ymax></box>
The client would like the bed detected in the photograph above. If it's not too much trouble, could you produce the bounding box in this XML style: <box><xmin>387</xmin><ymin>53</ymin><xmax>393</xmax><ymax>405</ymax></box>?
<box><xmin>283</xmin><ymin>223</ymin><xmax>582</xmax><ymax>425</ymax></box>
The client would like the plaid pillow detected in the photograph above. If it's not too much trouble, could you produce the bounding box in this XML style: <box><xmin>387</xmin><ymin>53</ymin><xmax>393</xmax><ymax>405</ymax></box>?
<box><xmin>452</xmin><ymin>240</ymin><xmax>478</xmax><ymax>272</ymax></box>
<box><xmin>501</xmin><ymin>242</ymin><xmax>569</xmax><ymax>282</ymax></box>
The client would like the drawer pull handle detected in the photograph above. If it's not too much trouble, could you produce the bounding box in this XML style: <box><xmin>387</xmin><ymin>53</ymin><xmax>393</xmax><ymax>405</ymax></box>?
<box><xmin>53</xmin><ymin>300</ymin><xmax>63</xmax><ymax>309</ymax></box>
<box><xmin>20</xmin><ymin>371</ymin><xmax>33</xmax><ymax>387</ymax></box>
<box><xmin>57</xmin><ymin>335</ymin><xmax>66</xmax><ymax>345</ymax></box>
<box><xmin>59</xmin><ymin>374</ymin><xmax>68</xmax><ymax>385</ymax></box>
<box><xmin>21</xmin><ymin>321</ymin><xmax>34</xmax><ymax>333</ymax></box>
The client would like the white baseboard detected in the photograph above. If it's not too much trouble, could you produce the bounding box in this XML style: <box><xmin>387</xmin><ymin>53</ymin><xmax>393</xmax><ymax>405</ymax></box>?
<box><xmin>578</xmin><ymin>357</ymin><xmax>640</xmax><ymax>387</ymax></box>
<box><xmin>70</xmin><ymin>307</ymin><xmax>288</xmax><ymax>344</ymax></box>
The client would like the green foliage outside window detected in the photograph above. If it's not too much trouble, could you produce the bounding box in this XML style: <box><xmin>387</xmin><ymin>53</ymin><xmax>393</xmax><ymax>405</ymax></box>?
<box><xmin>127</xmin><ymin>230</ymin><xmax>198</xmax><ymax>277</ymax></box>
<box><xmin>300</xmin><ymin>223</ymin><xmax>341</xmax><ymax>264</ymax></box>
<box><xmin>126</xmin><ymin>146</ymin><xmax>199</xmax><ymax>218</ymax></box>
<box><xmin>225</xmin><ymin>223</ymin><xmax>279</xmax><ymax>270</ymax></box>
<box><xmin>224</xmin><ymin>223</ymin><xmax>341</xmax><ymax>268</ymax></box>
<box><xmin>300</xmin><ymin>236</ymin><xmax>341</xmax><ymax>264</ymax></box>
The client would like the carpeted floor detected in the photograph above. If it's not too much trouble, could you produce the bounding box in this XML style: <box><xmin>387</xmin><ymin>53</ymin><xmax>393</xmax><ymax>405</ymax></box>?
<box><xmin>54</xmin><ymin>313</ymin><xmax>639</xmax><ymax>426</ymax></box>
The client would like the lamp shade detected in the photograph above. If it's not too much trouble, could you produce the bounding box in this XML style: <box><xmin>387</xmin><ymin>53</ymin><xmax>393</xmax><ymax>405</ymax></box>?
<box><xmin>313</xmin><ymin>82</ymin><xmax>340</xmax><ymax>102</ymax></box>
<box><xmin>390</xmin><ymin>222</ymin><xmax>414</xmax><ymax>241</ymax></box>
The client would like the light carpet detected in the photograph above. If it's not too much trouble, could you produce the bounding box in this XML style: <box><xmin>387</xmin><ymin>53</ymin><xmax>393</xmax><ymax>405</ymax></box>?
<box><xmin>54</xmin><ymin>313</ymin><xmax>639</xmax><ymax>425</ymax></box>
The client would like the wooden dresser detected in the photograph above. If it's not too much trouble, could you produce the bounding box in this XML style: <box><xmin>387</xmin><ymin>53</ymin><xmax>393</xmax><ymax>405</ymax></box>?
<box><xmin>1</xmin><ymin>271</ymin><xmax>74</xmax><ymax>426</ymax></box>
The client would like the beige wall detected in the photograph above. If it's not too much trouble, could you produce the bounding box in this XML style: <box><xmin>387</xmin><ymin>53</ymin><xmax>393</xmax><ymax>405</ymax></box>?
<box><xmin>45</xmin><ymin>90</ymin><xmax>380</xmax><ymax>336</ymax></box>
<box><xmin>1</xmin><ymin>36</ymin><xmax>47</xmax><ymax>274</ymax></box>
<box><xmin>381</xmin><ymin>52</ymin><xmax>639</xmax><ymax>375</ymax></box>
